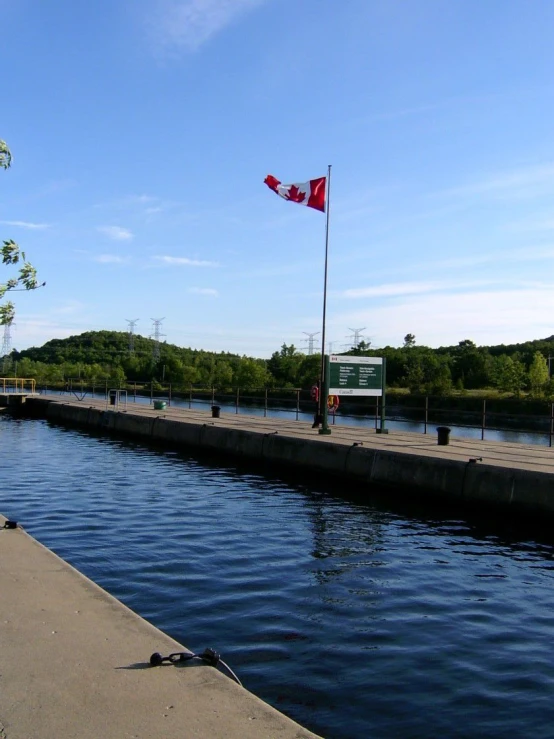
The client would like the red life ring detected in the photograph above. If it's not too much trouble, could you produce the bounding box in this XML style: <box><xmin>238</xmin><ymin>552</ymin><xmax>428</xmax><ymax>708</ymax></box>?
<box><xmin>327</xmin><ymin>395</ymin><xmax>340</xmax><ymax>413</ymax></box>
<box><xmin>310</xmin><ymin>384</ymin><xmax>319</xmax><ymax>402</ymax></box>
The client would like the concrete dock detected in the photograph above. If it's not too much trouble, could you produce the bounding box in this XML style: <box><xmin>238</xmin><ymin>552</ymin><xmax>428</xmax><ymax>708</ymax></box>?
<box><xmin>0</xmin><ymin>514</ymin><xmax>321</xmax><ymax>739</ymax></box>
<box><xmin>23</xmin><ymin>395</ymin><xmax>554</xmax><ymax>519</ymax></box>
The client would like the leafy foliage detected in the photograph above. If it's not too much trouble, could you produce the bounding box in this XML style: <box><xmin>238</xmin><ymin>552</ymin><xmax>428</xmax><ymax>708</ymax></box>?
<box><xmin>1</xmin><ymin>141</ymin><xmax>41</xmax><ymax>325</ymax></box>
<box><xmin>0</xmin><ymin>140</ymin><xmax>11</xmax><ymax>169</ymax></box>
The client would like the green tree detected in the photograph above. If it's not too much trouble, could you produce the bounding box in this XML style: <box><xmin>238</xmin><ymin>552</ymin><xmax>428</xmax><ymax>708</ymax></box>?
<box><xmin>528</xmin><ymin>351</ymin><xmax>549</xmax><ymax>398</ymax></box>
<box><xmin>212</xmin><ymin>360</ymin><xmax>234</xmax><ymax>389</ymax></box>
<box><xmin>403</xmin><ymin>333</ymin><xmax>416</xmax><ymax>348</ymax></box>
<box><xmin>452</xmin><ymin>339</ymin><xmax>490</xmax><ymax>389</ymax></box>
<box><xmin>266</xmin><ymin>344</ymin><xmax>304</xmax><ymax>387</ymax></box>
<box><xmin>234</xmin><ymin>357</ymin><xmax>269</xmax><ymax>389</ymax></box>
<box><xmin>1</xmin><ymin>140</ymin><xmax>41</xmax><ymax>325</ymax></box>
<box><xmin>404</xmin><ymin>351</ymin><xmax>425</xmax><ymax>393</ymax></box>
<box><xmin>490</xmin><ymin>355</ymin><xmax>526</xmax><ymax>396</ymax></box>
<box><xmin>296</xmin><ymin>353</ymin><xmax>322</xmax><ymax>389</ymax></box>
<box><xmin>108</xmin><ymin>366</ymin><xmax>126</xmax><ymax>387</ymax></box>
<box><xmin>404</xmin><ymin>349</ymin><xmax>452</xmax><ymax>394</ymax></box>
<box><xmin>181</xmin><ymin>364</ymin><xmax>200</xmax><ymax>386</ymax></box>
<box><xmin>349</xmin><ymin>340</ymin><xmax>371</xmax><ymax>355</ymax></box>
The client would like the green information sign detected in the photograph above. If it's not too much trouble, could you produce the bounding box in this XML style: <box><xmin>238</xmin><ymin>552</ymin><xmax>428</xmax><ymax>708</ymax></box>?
<box><xmin>328</xmin><ymin>355</ymin><xmax>383</xmax><ymax>396</ymax></box>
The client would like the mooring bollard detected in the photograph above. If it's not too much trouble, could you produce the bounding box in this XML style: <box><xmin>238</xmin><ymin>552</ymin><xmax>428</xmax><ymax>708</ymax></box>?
<box><xmin>437</xmin><ymin>426</ymin><xmax>451</xmax><ymax>446</ymax></box>
<box><xmin>211</xmin><ymin>405</ymin><xmax>221</xmax><ymax>419</ymax></box>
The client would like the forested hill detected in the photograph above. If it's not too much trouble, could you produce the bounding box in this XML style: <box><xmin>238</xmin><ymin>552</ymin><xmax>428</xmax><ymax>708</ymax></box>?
<box><xmin>12</xmin><ymin>330</ymin><xmax>252</xmax><ymax>387</ymax></box>
<box><xmin>10</xmin><ymin>330</ymin><xmax>321</xmax><ymax>389</ymax></box>
<box><xmin>8</xmin><ymin>330</ymin><xmax>554</xmax><ymax>396</ymax></box>
<box><xmin>16</xmin><ymin>330</ymin><xmax>234</xmax><ymax>367</ymax></box>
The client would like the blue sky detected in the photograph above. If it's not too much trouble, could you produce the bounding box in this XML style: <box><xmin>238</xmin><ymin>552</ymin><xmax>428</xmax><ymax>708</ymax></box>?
<box><xmin>3</xmin><ymin>0</ymin><xmax>554</xmax><ymax>357</ymax></box>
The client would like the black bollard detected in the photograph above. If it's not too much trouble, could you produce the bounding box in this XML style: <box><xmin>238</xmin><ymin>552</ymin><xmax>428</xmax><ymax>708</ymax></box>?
<box><xmin>437</xmin><ymin>426</ymin><xmax>451</xmax><ymax>446</ymax></box>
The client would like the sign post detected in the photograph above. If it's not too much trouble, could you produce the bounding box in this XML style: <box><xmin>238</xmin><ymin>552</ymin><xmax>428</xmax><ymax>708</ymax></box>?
<box><xmin>318</xmin><ymin>354</ymin><xmax>332</xmax><ymax>435</ymax></box>
<box><xmin>375</xmin><ymin>358</ymin><xmax>388</xmax><ymax>434</ymax></box>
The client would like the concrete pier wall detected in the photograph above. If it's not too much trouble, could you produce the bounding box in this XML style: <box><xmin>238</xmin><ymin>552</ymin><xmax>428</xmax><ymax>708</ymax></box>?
<box><xmin>0</xmin><ymin>514</ymin><xmax>322</xmax><ymax>739</ymax></box>
<box><xmin>25</xmin><ymin>397</ymin><xmax>554</xmax><ymax>519</ymax></box>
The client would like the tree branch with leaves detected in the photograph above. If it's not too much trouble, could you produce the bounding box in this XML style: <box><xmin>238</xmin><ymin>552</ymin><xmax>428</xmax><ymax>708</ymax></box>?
<box><xmin>1</xmin><ymin>140</ymin><xmax>43</xmax><ymax>326</ymax></box>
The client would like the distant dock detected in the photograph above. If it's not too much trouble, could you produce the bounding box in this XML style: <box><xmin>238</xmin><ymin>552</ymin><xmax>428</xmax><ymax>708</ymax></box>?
<box><xmin>0</xmin><ymin>377</ymin><xmax>39</xmax><ymax>409</ymax></box>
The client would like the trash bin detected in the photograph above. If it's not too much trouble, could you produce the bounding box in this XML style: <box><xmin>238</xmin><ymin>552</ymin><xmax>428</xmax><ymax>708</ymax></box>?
<box><xmin>437</xmin><ymin>426</ymin><xmax>451</xmax><ymax>446</ymax></box>
<box><xmin>109</xmin><ymin>390</ymin><xmax>117</xmax><ymax>406</ymax></box>
<box><xmin>211</xmin><ymin>405</ymin><xmax>221</xmax><ymax>418</ymax></box>
<box><xmin>153</xmin><ymin>400</ymin><xmax>167</xmax><ymax>410</ymax></box>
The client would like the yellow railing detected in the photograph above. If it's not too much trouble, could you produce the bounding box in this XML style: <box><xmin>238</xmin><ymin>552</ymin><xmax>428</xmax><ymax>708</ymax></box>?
<box><xmin>0</xmin><ymin>378</ymin><xmax>36</xmax><ymax>394</ymax></box>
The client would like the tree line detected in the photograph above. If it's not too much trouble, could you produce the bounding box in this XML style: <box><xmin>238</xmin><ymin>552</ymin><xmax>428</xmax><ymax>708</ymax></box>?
<box><xmin>3</xmin><ymin>330</ymin><xmax>554</xmax><ymax>399</ymax></box>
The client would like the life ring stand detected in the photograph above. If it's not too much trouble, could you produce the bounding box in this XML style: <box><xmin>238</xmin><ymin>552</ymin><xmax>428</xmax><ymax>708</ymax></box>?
<box><xmin>327</xmin><ymin>395</ymin><xmax>340</xmax><ymax>413</ymax></box>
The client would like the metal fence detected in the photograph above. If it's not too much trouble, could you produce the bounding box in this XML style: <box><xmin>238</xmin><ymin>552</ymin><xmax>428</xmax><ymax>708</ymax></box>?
<box><xmin>0</xmin><ymin>377</ymin><xmax>36</xmax><ymax>394</ymax></box>
<box><xmin>39</xmin><ymin>380</ymin><xmax>554</xmax><ymax>446</ymax></box>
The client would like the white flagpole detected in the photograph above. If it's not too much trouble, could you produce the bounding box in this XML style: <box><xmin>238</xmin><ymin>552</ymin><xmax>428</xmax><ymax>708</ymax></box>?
<box><xmin>318</xmin><ymin>164</ymin><xmax>332</xmax><ymax>433</ymax></box>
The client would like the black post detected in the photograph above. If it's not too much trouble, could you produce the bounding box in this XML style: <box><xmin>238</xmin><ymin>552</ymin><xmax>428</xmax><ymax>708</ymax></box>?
<box><xmin>376</xmin><ymin>358</ymin><xmax>388</xmax><ymax>434</ymax></box>
<box><xmin>318</xmin><ymin>355</ymin><xmax>331</xmax><ymax>435</ymax></box>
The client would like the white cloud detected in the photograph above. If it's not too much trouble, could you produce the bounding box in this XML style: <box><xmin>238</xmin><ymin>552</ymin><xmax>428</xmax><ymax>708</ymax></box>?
<box><xmin>154</xmin><ymin>255</ymin><xmax>219</xmax><ymax>267</ymax></box>
<box><xmin>425</xmin><ymin>244</ymin><xmax>554</xmax><ymax>273</ymax></box>
<box><xmin>9</xmin><ymin>319</ymin><xmax>76</xmax><ymax>349</ymax></box>
<box><xmin>94</xmin><ymin>194</ymin><xmax>158</xmax><ymax>210</ymax></box>
<box><xmin>438</xmin><ymin>162</ymin><xmax>554</xmax><ymax>201</ymax></box>
<box><xmin>188</xmin><ymin>287</ymin><xmax>218</xmax><ymax>296</ymax></box>
<box><xmin>51</xmin><ymin>300</ymin><xmax>86</xmax><ymax>316</ymax></box>
<box><xmin>341</xmin><ymin>279</ymin><xmax>497</xmax><ymax>299</ymax></box>
<box><xmin>152</xmin><ymin>0</ymin><xmax>266</xmax><ymax>53</ymax></box>
<box><xmin>97</xmin><ymin>225</ymin><xmax>134</xmax><ymax>241</ymax></box>
<box><xmin>94</xmin><ymin>254</ymin><xmax>127</xmax><ymax>264</ymax></box>
<box><xmin>1</xmin><ymin>220</ymin><xmax>50</xmax><ymax>230</ymax></box>
<box><xmin>332</xmin><ymin>286</ymin><xmax>554</xmax><ymax>348</ymax></box>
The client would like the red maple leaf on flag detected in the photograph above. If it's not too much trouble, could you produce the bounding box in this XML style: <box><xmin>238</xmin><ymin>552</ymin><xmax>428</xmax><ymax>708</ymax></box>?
<box><xmin>285</xmin><ymin>185</ymin><xmax>306</xmax><ymax>203</ymax></box>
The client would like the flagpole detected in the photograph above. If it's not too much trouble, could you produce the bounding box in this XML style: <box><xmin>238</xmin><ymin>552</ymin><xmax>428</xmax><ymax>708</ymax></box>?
<box><xmin>318</xmin><ymin>164</ymin><xmax>332</xmax><ymax>434</ymax></box>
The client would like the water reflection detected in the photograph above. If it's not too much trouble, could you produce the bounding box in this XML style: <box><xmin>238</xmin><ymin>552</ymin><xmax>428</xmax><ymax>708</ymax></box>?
<box><xmin>3</xmin><ymin>415</ymin><xmax>554</xmax><ymax>739</ymax></box>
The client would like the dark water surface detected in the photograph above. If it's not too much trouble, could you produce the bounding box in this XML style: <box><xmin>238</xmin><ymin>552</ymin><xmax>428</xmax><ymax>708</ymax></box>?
<box><xmin>2</xmin><ymin>415</ymin><xmax>554</xmax><ymax>738</ymax></box>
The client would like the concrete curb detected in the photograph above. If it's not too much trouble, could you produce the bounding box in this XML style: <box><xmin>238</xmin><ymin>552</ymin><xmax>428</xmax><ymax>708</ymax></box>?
<box><xmin>0</xmin><ymin>515</ymin><xmax>322</xmax><ymax>739</ymax></box>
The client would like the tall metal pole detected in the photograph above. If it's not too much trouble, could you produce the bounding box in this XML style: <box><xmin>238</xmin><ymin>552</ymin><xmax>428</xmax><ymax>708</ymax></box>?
<box><xmin>318</xmin><ymin>164</ymin><xmax>332</xmax><ymax>433</ymax></box>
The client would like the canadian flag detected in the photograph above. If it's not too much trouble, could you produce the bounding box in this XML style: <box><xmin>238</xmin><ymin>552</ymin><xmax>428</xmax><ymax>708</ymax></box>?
<box><xmin>264</xmin><ymin>174</ymin><xmax>326</xmax><ymax>213</ymax></box>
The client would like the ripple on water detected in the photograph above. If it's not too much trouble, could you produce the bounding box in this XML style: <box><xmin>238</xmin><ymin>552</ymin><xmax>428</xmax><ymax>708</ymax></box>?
<box><xmin>3</xmin><ymin>416</ymin><xmax>554</xmax><ymax>739</ymax></box>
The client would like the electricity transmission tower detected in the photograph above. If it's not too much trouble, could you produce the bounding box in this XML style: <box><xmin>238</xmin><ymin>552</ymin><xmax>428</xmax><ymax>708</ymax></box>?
<box><xmin>348</xmin><ymin>326</ymin><xmax>366</xmax><ymax>349</ymax></box>
<box><xmin>126</xmin><ymin>319</ymin><xmax>139</xmax><ymax>354</ymax></box>
<box><xmin>302</xmin><ymin>331</ymin><xmax>320</xmax><ymax>355</ymax></box>
<box><xmin>1</xmin><ymin>321</ymin><xmax>12</xmax><ymax>356</ymax></box>
<box><xmin>1</xmin><ymin>320</ymin><xmax>13</xmax><ymax>374</ymax></box>
<box><xmin>150</xmin><ymin>318</ymin><xmax>165</xmax><ymax>362</ymax></box>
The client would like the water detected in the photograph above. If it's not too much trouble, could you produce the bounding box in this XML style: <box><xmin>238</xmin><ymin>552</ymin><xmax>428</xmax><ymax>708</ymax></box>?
<box><xmin>3</xmin><ymin>414</ymin><xmax>554</xmax><ymax>738</ymax></box>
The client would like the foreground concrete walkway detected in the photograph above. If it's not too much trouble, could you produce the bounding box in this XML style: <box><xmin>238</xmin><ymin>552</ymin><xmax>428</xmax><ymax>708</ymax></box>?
<box><xmin>0</xmin><ymin>515</ymin><xmax>321</xmax><ymax>739</ymax></box>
